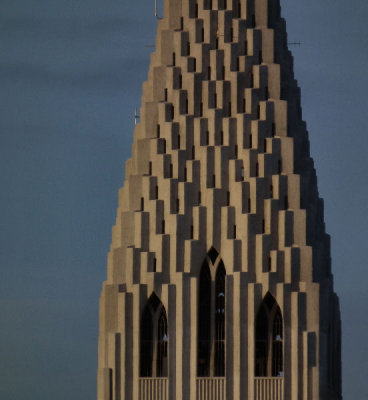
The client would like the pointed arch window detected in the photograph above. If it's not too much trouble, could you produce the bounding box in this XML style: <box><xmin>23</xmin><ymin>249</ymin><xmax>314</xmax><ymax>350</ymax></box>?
<box><xmin>140</xmin><ymin>293</ymin><xmax>168</xmax><ymax>377</ymax></box>
<box><xmin>198</xmin><ymin>261</ymin><xmax>211</xmax><ymax>376</ymax></box>
<box><xmin>214</xmin><ymin>261</ymin><xmax>226</xmax><ymax>376</ymax></box>
<box><xmin>255</xmin><ymin>292</ymin><xmax>283</xmax><ymax>377</ymax></box>
<box><xmin>197</xmin><ymin>248</ymin><xmax>226</xmax><ymax>377</ymax></box>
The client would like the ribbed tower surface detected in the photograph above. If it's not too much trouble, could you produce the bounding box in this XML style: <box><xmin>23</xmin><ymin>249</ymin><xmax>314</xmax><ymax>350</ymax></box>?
<box><xmin>97</xmin><ymin>1</ymin><xmax>342</xmax><ymax>399</ymax></box>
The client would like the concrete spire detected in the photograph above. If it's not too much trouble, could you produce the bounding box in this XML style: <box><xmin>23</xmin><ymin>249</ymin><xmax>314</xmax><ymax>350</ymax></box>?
<box><xmin>97</xmin><ymin>1</ymin><xmax>342</xmax><ymax>399</ymax></box>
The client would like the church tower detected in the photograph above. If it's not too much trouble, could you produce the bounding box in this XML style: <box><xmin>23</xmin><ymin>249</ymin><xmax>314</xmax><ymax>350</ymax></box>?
<box><xmin>97</xmin><ymin>1</ymin><xmax>342</xmax><ymax>399</ymax></box>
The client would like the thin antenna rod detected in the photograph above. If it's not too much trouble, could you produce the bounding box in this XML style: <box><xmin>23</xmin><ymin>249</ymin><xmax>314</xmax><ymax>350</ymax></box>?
<box><xmin>134</xmin><ymin>108</ymin><xmax>140</xmax><ymax>125</ymax></box>
<box><xmin>155</xmin><ymin>0</ymin><xmax>161</xmax><ymax>19</ymax></box>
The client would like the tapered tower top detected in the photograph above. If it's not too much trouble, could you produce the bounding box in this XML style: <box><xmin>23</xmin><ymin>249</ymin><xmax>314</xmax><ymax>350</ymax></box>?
<box><xmin>97</xmin><ymin>1</ymin><xmax>342</xmax><ymax>399</ymax></box>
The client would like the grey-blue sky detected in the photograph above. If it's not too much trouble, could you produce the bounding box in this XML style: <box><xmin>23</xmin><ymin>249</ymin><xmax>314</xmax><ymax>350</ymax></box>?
<box><xmin>1</xmin><ymin>0</ymin><xmax>367</xmax><ymax>399</ymax></box>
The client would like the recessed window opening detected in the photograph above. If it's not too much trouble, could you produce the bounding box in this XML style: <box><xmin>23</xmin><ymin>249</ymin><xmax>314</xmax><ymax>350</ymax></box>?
<box><xmin>272</xmin><ymin>123</ymin><xmax>276</xmax><ymax>137</ymax></box>
<box><xmin>164</xmin><ymin>88</ymin><xmax>168</xmax><ymax>102</ymax></box>
<box><xmin>215</xmin><ymin>37</ymin><xmax>219</xmax><ymax>49</ymax></box>
<box><xmin>193</xmin><ymin>58</ymin><xmax>197</xmax><ymax>71</ymax></box>
<box><xmin>185</xmin><ymin>99</ymin><xmax>189</xmax><ymax>114</ymax></box>
<box><xmin>270</xmin><ymin>184</ymin><xmax>273</xmax><ymax>198</ymax></box>
<box><xmin>243</xmin><ymin>98</ymin><xmax>246</xmax><ymax>113</ymax></box>
<box><xmin>184</xmin><ymin>167</ymin><xmax>187</xmax><ymax>181</ymax></box>
<box><xmin>212</xmin><ymin>174</ymin><xmax>216</xmax><ymax>187</ymax></box>
<box><xmin>272</xmin><ymin>310</ymin><xmax>283</xmax><ymax>377</ymax></box>
<box><xmin>237</xmin><ymin>2</ymin><xmax>241</xmax><ymax>18</ymax></box>
<box><xmin>201</xmin><ymin>28</ymin><xmax>205</xmax><ymax>42</ymax></box>
<box><xmin>176</xmin><ymin>198</ymin><xmax>179</xmax><ymax>213</ymax></box>
<box><xmin>170</xmin><ymin>163</ymin><xmax>173</xmax><ymax>177</ymax></box>
<box><xmin>179</xmin><ymin>74</ymin><xmax>183</xmax><ymax>88</ymax></box>
<box><xmin>257</xmin><ymin>105</ymin><xmax>260</xmax><ymax>119</ymax></box>
<box><xmin>198</xmin><ymin>191</ymin><xmax>202</xmax><ymax>205</ymax></box>
<box><xmin>278</xmin><ymin>159</ymin><xmax>282</xmax><ymax>174</ymax></box>
<box><xmin>233</xmin><ymin>225</ymin><xmax>237</xmax><ymax>238</ymax></box>
<box><xmin>264</xmin><ymin>138</ymin><xmax>267</xmax><ymax>152</ymax></box>
<box><xmin>262</xmin><ymin>219</ymin><xmax>265</xmax><ymax>233</ymax></box>
<box><xmin>268</xmin><ymin>256</ymin><xmax>272</xmax><ymax>271</ymax></box>
<box><xmin>156</xmin><ymin>309</ymin><xmax>168</xmax><ymax>377</ymax></box>
<box><xmin>214</xmin><ymin>93</ymin><xmax>217</xmax><ymax>107</ymax></box>
<box><xmin>241</xmin><ymin>166</ymin><xmax>244</xmax><ymax>179</ymax></box>
<box><xmin>162</xmin><ymin>219</ymin><xmax>165</xmax><ymax>234</ymax></box>
<box><xmin>200</xmin><ymin>102</ymin><xmax>203</xmax><ymax>117</ymax></box>
<box><xmin>140</xmin><ymin>294</ymin><xmax>168</xmax><ymax>377</ymax></box>
<box><xmin>153</xmin><ymin>258</ymin><xmax>157</xmax><ymax>272</ymax></box>
<box><xmin>230</xmin><ymin>28</ymin><xmax>234</xmax><ymax>42</ymax></box>
<box><xmin>157</xmin><ymin>124</ymin><xmax>161</xmax><ymax>138</ymax></box>
<box><xmin>141</xmin><ymin>197</ymin><xmax>144</xmax><ymax>211</ymax></box>
<box><xmin>195</xmin><ymin>3</ymin><xmax>198</xmax><ymax>18</ymax></box>
<box><xmin>206</xmin><ymin>130</ymin><xmax>209</xmax><ymax>145</ymax></box>
<box><xmin>248</xmin><ymin>198</ymin><xmax>251</xmax><ymax>212</ymax></box>
<box><xmin>171</xmin><ymin>105</ymin><xmax>174</xmax><ymax>120</ymax></box>
<box><xmin>180</xmin><ymin>17</ymin><xmax>184</xmax><ymax>30</ymax></box>
<box><xmin>226</xmin><ymin>191</ymin><xmax>230</xmax><ymax>205</ymax></box>
<box><xmin>187</xmin><ymin>41</ymin><xmax>191</xmax><ymax>55</ymax></box>
<box><xmin>140</xmin><ymin>303</ymin><xmax>154</xmax><ymax>376</ymax></box>
<box><xmin>251</xmin><ymin>14</ymin><xmax>256</xmax><ymax>28</ymax></box>
<box><xmin>236</xmin><ymin>57</ymin><xmax>240</xmax><ymax>71</ymax></box>
<box><xmin>284</xmin><ymin>195</ymin><xmax>288</xmax><ymax>210</ymax></box>
<box><xmin>222</xmin><ymin>66</ymin><xmax>225</xmax><ymax>80</ymax></box>
<box><xmin>192</xmin><ymin>145</ymin><xmax>195</xmax><ymax>159</ymax></box>
<box><xmin>259</xmin><ymin>50</ymin><xmax>263</xmax><ymax>64</ymax></box>
<box><xmin>228</xmin><ymin>102</ymin><xmax>232</xmax><ymax>116</ymax></box>
<box><xmin>149</xmin><ymin>162</ymin><xmax>152</xmax><ymax>175</ymax></box>
<box><xmin>214</xmin><ymin>262</ymin><xmax>226</xmax><ymax>376</ymax></box>
<box><xmin>234</xmin><ymin>145</ymin><xmax>238</xmax><ymax>158</ymax></box>
<box><xmin>172</xmin><ymin>52</ymin><xmax>176</xmax><ymax>66</ymax></box>
<box><xmin>249</xmin><ymin>134</ymin><xmax>253</xmax><ymax>148</ymax></box>
<box><xmin>256</xmin><ymin>162</ymin><xmax>259</xmax><ymax>177</ymax></box>
<box><xmin>197</xmin><ymin>262</ymin><xmax>211</xmax><ymax>376</ymax></box>
<box><xmin>265</xmin><ymin>86</ymin><xmax>269</xmax><ymax>99</ymax></box>
<box><xmin>220</xmin><ymin>131</ymin><xmax>224</xmax><ymax>145</ymax></box>
<box><xmin>109</xmin><ymin>369</ymin><xmax>113</xmax><ymax>400</ymax></box>
<box><xmin>155</xmin><ymin>185</ymin><xmax>159</xmax><ymax>199</ymax></box>
<box><xmin>208</xmin><ymin>66</ymin><xmax>211</xmax><ymax>80</ymax></box>
<box><xmin>255</xmin><ymin>293</ymin><xmax>283</xmax><ymax>377</ymax></box>
<box><xmin>163</xmin><ymin>140</ymin><xmax>167</xmax><ymax>153</ymax></box>
<box><xmin>190</xmin><ymin>225</ymin><xmax>194</xmax><ymax>239</ymax></box>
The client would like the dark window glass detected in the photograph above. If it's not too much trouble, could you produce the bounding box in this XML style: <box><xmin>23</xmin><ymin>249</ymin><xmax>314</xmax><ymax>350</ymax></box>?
<box><xmin>214</xmin><ymin>262</ymin><xmax>226</xmax><ymax>376</ymax></box>
<box><xmin>157</xmin><ymin>309</ymin><xmax>168</xmax><ymax>377</ymax></box>
<box><xmin>140</xmin><ymin>306</ymin><xmax>153</xmax><ymax>377</ymax></box>
<box><xmin>197</xmin><ymin>262</ymin><xmax>211</xmax><ymax>376</ymax></box>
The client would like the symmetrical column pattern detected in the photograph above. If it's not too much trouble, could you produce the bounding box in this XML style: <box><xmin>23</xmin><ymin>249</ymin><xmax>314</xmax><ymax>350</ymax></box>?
<box><xmin>97</xmin><ymin>1</ymin><xmax>342</xmax><ymax>399</ymax></box>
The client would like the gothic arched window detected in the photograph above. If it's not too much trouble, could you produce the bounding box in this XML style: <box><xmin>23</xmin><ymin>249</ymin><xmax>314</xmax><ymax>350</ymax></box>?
<box><xmin>157</xmin><ymin>308</ymin><xmax>168</xmax><ymax>377</ymax></box>
<box><xmin>197</xmin><ymin>249</ymin><xmax>226</xmax><ymax>377</ymax></box>
<box><xmin>255</xmin><ymin>292</ymin><xmax>283</xmax><ymax>377</ymax></box>
<box><xmin>140</xmin><ymin>293</ymin><xmax>168</xmax><ymax>377</ymax></box>
<box><xmin>197</xmin><ymin>261</ymin><xmax>211</xmax><ymax>376</ymax></box>
<box><xmin>214</xmin><ymin>261</ymin><xmax>226</xmax><ymax>376</ymax></box>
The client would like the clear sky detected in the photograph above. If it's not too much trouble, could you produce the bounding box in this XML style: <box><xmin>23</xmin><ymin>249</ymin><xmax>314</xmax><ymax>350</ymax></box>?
<box><xmin>1</xmin><ymin>0</ymin><xmax>367</xmax><ymax>398</ymax></box>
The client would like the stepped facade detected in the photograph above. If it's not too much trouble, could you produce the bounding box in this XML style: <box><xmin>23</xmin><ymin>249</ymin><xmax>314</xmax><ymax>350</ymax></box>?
<box><xmin>97</xmin><ymin>0</ymin><xmax>342</xmax><ymax>399</ymax></box>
